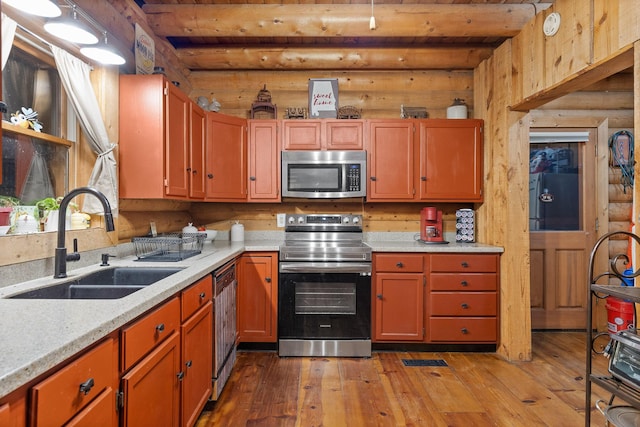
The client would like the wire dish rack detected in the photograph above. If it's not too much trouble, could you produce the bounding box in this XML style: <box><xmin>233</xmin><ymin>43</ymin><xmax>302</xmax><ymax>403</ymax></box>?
<box><xmin>132</xmin><ymin>233</ymin><xmax>206</xmax><ymax>262</ymax></box>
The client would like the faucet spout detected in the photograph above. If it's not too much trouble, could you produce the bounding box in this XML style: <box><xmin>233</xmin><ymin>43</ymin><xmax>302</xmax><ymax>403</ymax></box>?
<box><xmin>54</xmin><ymin>187</ymin><xmax>115</xmax><ymax>278</ymax></box>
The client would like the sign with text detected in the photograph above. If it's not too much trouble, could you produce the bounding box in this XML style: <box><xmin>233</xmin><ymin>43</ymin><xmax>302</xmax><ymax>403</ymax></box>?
<box><xmin>308</xmin><ymin>79</ymin><xmax>338</xmax><ymax>118</ymax></box>
<box><xmin>135</xmin><ymin>23</ymin><xmax>155</xmax><ymax>74</ymax></box>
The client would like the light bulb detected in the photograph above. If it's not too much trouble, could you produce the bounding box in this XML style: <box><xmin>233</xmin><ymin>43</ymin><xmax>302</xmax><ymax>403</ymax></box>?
<box><xmin>369</xmin><ymin>16</ymin><xmax>376</xmax><ymax>30</ymax></box>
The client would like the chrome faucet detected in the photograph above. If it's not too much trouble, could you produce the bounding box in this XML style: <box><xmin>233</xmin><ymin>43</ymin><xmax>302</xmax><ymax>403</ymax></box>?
<box><xmin>54</xmin><ymin>187</ymin><xmax>115</xmax><ymax>278</ymax></box>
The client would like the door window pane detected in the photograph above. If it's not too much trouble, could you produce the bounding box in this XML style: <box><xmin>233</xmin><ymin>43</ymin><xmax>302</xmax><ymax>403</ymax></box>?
<box><xmin>529</xmin><ymin>143</ymin><xmax>581</xmax><ymax>231</ymax></box>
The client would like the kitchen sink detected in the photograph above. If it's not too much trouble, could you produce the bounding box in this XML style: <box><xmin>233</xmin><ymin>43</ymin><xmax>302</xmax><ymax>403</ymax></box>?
<box><xmin>9</xmin><ymin>267</ymin><xmax>185</xmax><ymax>300</ymax></box>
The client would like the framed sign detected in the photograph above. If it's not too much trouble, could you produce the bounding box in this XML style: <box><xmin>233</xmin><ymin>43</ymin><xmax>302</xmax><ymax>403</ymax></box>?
<box><xmin>308</xmin><ymin>78</ymin><xmax>338</xmax><ymax>118</ymax></box>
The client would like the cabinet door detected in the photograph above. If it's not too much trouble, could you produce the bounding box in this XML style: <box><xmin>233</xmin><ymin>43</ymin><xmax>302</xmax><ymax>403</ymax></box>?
<box><xmin>0</xmin><ymin>392</ymin><xmax>26</xmax><ymax>427</ymax></box>
<box><xmin>189</xmin><ymin>104</ymin><xmax>206</xmax><ymax>199</ymax></box>
<box><xmin>418</xmin><ymin>119</ymin><xmax>483</xmax><ymax>202</ymax></box>
<box><xmin>205</xmin><ymin>113</ymin><xmax>247</xmax><ymax>201</ymax></box>
<box><xmin>65</xmin><ymin>388</ymin><xmax>117</xmax><ymax>427</ymax></box>
<box><xmin>237</xmin><ymin>253</ymin><xmax>278</xmax><ymax>342</ymax></box>
<box><xmin>374</xmin><ymin>273</ymin><xmax>424</xmax><ymax>341</ymax></box>
<box><xmin>181</xmin><ymin>302</ymin><xmax>213</xmax><ymax>427</ymax></box>
<box><xmin>248</xmin><ymin>120</ymin><xmax>280</xmax><ymax>202</ymax></box>
<box><xmin>165</xmin><ymin>83</ymin><xmax>190</xmax><ymax>198</ymax></box>
<box><xmin>367</xmin><ymin>120</ymin><xmax>417</xmax><ymax>201</ymax></box>
<box><xmin>121</xmin><ymin>332</ymin><xmax>181</xmax><ymax>427</ymax></box>
<box><xmin>282</xmin><ymin>120</ymin><xmax>322</xmax><ymax>150</ymax></box>
<box><xmin>325</xmin><ymin>120</ymin><xmax>364</xmax><ymax>150</ymax></box>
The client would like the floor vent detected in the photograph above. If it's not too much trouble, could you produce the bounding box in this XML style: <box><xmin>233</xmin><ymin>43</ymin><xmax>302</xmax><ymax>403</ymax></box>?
<box><xmin>402</xmin><ymin>359</ymin><xmax>448</xmax><ymax>367</ymax></box>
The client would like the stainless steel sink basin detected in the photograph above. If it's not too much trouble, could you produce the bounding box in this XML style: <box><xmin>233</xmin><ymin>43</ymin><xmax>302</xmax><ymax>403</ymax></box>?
<box><xmin>9</xmin><ymin>267</ymin><xmax>185</xmax><ymax>300</ymax></box>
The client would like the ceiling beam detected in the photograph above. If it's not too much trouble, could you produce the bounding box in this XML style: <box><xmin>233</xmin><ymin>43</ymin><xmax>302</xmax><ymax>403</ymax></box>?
<box><xmin>143</xmin><ymin>4</ymin><xmax>551</xmax><ymax>39</ymax></box>
<box><xmin>178</xmin><ymin>46</ymin><xmax>494</xmax><ymax>70</ymax></box>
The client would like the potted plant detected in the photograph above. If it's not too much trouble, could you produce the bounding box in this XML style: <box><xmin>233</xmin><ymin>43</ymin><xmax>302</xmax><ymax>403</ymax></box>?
<box><xmin>0</xmin><ymin>196</ymin><xmax>19</xmax><ymax>227</ymax></box>
<box><xmin>35</xmin><ymin>197</ymin><xmax>76</xmax><ymax>232</ymax></box>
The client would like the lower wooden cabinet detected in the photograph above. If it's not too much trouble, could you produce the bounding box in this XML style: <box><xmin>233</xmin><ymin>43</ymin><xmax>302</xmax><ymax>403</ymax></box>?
<box><xmin>120</xmin><ymin>332</ymin><xmax>181</xmax><ymax>427</ymax></box>
<box><xmin>372</xmin><ymin>252</ymin><xmax>500</xmax><ymax>344</ymax></box>
<box><xmin>0</xmin><ymin>389</ymin><xmax>27</xmax><ymax>427</ymax></box>
<box><xmin>237</xmin><ymin>252</ymin><xmax>278</xmax><ymax>342</ymax></box>
<box><xmin>30</xmin><ymin>337</ymin><xmax>118</xmax><ymax>427</ymax></box>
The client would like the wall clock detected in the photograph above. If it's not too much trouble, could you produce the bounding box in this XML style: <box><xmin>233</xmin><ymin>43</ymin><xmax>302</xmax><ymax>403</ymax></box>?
<box><xmin>543</xmin><ymin>12</ymin><xmax>561</xmax><ymax>37</ymax></box>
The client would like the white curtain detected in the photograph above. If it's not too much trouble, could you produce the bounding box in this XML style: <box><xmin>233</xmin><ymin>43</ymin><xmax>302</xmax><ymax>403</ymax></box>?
<box><xmin>1</xmin><ymin>13</ymin><xmax>17</xmax><ymax>69</ymax></box>
<box><xmin>51</xmin><ymin>46</ymin><xmax>118</xmax><ymax>215</ymax></box>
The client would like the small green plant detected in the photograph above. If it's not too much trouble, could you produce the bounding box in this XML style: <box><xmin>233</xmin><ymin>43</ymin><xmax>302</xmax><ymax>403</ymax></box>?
<box><xmin>0</xmin><ymin>196</ymin><xmax>20</xmax><ymax>207</ymax></box>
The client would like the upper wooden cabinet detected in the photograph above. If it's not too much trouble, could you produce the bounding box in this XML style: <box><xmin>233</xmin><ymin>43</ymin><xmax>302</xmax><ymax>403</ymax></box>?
<box><xmin>204</xmin><ymin>113</ymin><xmax>247</xmax><ymax>201</ymax></box>
<box><xmin>418</xmin><ymin>119</ymin><xmax>483</xmax><ymax>202</ymax></box>
<box><xmin>189</xmin><ymin>104</ymin><xmax>207</xmax><ymax>200</ymax></box>
<box><xmin>367</xmin><ymin>119</ymin><xmax>483</xmax><ymax>202</ymax></box>
<box><xmin>248</xmin><ymin>120</ymin><xmax>280</xmax><ymax>202</ymax></box>
<box><xmin>282</xmin><ymin>119</ymin><xmax>364</xmax><ymax>150</ymax></box>
<box><xmin>119</xmin><ymin>75</ymin><xmax>205</xmax><ymax>200</ymax></box>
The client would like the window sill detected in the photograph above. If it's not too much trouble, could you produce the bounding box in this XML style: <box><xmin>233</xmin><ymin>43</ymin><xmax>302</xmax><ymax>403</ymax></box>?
<box><xmin>2</xmin><ymin>121</ymin><xmax>72</xmax><ymax>147</ymax></box>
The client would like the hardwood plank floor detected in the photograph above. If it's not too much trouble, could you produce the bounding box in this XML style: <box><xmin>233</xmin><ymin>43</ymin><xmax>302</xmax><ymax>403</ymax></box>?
<box><xmin>195</xmin><ymin>332</ymin><xmax>623</xmax><ymax>426</ymax></box>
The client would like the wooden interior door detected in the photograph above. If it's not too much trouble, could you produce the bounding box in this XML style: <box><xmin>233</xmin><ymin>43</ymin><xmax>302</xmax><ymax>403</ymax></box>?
<box><xmin>529</xmin><ymin>129</ymin><xmax>596</xmax><ymax>330</ymax></box>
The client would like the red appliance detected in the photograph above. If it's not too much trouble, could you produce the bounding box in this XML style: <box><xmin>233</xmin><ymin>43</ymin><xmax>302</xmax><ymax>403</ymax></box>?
<box><xmin>420</xmin><ymin>207</ymin><xmax>444</xmax><ymax>242</ymax></box>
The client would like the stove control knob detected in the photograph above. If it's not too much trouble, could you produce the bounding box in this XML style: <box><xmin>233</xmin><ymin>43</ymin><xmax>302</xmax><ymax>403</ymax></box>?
<box><xmin>352</xmin><ymin>216</ymin><xmax>360</xmax><ymax>225</ymax></box>
<box><xmin>342</xmin><ymin>216</ymin><xmax>350</xmax><ymax>224</ymax></box>
<box><xmin>287</xmin><ymin>216</ymin><xmax>296</xmax><ymax>225</ymax></box>
<box><xmin>297</xmin><ymin>216</ymin><xmax>305</xmax><ymax>224</ymax></box>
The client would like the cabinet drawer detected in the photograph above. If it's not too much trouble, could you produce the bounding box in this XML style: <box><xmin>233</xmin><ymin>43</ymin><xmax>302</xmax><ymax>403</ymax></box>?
<box><xmin>430</xmin><ymin>292</ymin><xmax>497</xmax><ymax>316</ymax></box>
<box><xmin>66</xmin><ymin>387</ymin><xmax>117</xmax><ymax>427</ymax></box>
<box><xmin>429</xmin><ymin>318</ymin><xmax>497</xmax><ymax>342</ymax></box>
<box><xmin>31</xmin><ymin>338</ymin><xmax>116</xmax><ymax>427</ymax></box>
<box><xmin>430</xmin><ymin>273</ymin><xmax>497</xmax><ymax>291</ymax></box>
<box><xmin>181</xmin><ymin>275</ymin><xmax>213</xmax><ymax>322</ymax></box>
<box><xmin>121</xmin><ymin>297</ymin><xmax>180</xmax><ymax>371</ymax></box>
<box><xmin>430</xmin><ymin>254</ymin><xmax>498</xmax><ymax>273</ymax></box>
<box><xmin>375</xmin><ymin>254</ymin><xmax>424</xmax><ymax>272</ymax></box>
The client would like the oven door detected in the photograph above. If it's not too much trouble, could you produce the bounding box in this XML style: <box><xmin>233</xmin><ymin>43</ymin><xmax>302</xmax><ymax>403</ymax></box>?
<box><xmin>278</xmin><ymin>262</ymin><xmax>371</xmax><ymax>340</ymax></box>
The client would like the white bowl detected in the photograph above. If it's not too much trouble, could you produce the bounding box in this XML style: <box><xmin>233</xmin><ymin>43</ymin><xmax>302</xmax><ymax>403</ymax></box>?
<box><xmin>204</xmin><ymin>229</ymin><xmax>217</xmax><ymax>242</ymax></box>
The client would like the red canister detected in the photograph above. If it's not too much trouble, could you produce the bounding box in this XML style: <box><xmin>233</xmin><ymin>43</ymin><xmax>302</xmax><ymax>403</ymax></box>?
<box><xmin>606</xmin><ymin>297</ymin><xmax>635</xmax><ymax>334</ymax></box>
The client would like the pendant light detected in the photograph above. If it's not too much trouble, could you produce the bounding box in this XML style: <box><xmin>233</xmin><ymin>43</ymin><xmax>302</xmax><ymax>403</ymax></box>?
<box><xmin>3</xmin><ymin>0</ymin><xmax>62</xmax><ymax>18</ymax></box>
<box><xmin>80</xmin><ymin>31</ymin><xmax>126</xmax><ymax>65</ymax></box>
<box><xmin>44</xmin><ymin>5</ymin><xmax>98</xmax><ymax>45</ymax></box>
<box><xmin>369</xmin><ymin>0</ymin><xmax>376</xmax><ymax>30</ymax></box>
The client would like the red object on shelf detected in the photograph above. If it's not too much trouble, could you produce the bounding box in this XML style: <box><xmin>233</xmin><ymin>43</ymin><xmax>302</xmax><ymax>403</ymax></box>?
<box><xmin>606</xmin><ymin>296</ymin><xmax>635</xmax><ymax>334</ymax></box>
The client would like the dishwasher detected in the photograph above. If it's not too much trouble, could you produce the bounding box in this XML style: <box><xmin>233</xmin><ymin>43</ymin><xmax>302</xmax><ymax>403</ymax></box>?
<box><xmin>211</xmin><ymin>260</ymin><xmax>237</xmax><ymax>400</ymax></box>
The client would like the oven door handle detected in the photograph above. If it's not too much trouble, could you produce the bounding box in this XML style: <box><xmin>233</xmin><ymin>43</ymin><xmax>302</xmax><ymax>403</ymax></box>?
<box><xmin>279</xmin><ymin>262</ymin><xmax>371</xmax><ymax>274</ymax></box>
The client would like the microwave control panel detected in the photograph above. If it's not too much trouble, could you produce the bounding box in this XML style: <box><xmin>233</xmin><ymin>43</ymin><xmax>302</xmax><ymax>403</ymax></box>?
<box><xmin>347</xmin><ymin>164</ymin><xmax>361</xmax><ymax>191</ymax></box>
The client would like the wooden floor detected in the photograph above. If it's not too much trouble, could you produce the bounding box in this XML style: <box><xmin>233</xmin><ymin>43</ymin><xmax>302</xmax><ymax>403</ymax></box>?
<box><xmin>196</xmin><ymin>332</ymin><xmax>620</xmax><ymax>426</ymax></box>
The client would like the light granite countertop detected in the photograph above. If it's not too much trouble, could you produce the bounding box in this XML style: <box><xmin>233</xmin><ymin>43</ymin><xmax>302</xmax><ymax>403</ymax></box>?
<box><xmin>0</xmin><ymin>236</ymin><xmax>502</xmax><ymax>398</ymax></box>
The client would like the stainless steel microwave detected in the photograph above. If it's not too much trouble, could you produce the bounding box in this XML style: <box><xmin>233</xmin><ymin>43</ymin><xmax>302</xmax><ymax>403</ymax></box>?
<box><xmin>281</xmin><ymin>151</ymin><xmax>366</xmax><ymax>198</ymax></box>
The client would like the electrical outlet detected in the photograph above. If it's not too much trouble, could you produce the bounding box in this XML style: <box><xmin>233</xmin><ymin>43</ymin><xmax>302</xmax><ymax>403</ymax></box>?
<box><xmin>277</xmin><ymin>213</ymin><xmax>286</xmax><ymax>228</ymax></box>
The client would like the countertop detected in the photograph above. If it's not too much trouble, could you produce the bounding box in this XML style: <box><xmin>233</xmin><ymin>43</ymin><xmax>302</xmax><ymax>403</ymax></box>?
<box><xmin>0</xmin><ymin>237</ymin><xmax>502</xmax><ymax>398</ymax></box>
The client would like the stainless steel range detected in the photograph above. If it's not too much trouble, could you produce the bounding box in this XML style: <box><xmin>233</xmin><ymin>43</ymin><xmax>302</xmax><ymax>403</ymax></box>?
<box><xmin>279</xmin><ymin>214</ymin><xmax>372</xmax><ymax>357</ymax></box>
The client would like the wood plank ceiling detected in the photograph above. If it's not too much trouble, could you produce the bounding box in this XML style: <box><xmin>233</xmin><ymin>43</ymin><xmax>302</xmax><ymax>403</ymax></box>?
<box><xmin>137</xmin><ymin>0</ymin><xmax>555</xmax><ymax>71</ymax></box>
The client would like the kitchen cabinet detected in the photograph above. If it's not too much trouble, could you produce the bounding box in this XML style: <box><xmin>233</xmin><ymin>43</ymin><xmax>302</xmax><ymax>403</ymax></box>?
<box><xmin>367</xmin><ymin>119</ymin><xmax>483</xmax><ymax>202</ymax></box>
<box><xmin>248</xmin><ymin>120</ymin><xmax>280</xmax><ymax>202</ymax></box>
<box><xmin>205</xmin><ymin>112</ymin><xmax>247</xmax><ymax>201</ymax></box>
<box><xmin>119</xmin><ymin>74</ymin><xmax>205</xmax><ymax>200</ymax></box>
<box><xmin>282</xmin><ymin>119</ymin><xmax>364</xmax><ymax>150</ymax></box>
<box><xmin>120</xmin><ymin>297</ymin><xmax>181</xmax><ymax>427</ymax></box>
<box><xmin>372</xmin><ymin>254</ymin><xmax>425</xmax><ymax>341</ymax></box>
<box><xmin>180</xmin><ymin>276</ymin><xmax>213</xmax><ymax>427</ymax></box>
<box><xmin>237</xmin><ymin>252</ymin><xmax>278</xmax><ymax>342</ymax></box>
<box><xmin>189</xmin><ymin>104</ymin><xmax>206</xmax><ymax>199</ymax></box>
<box><xmin>367</xmin><ymin>120</ymin><xmax>417</xmax><ymax>201</ymax></box>
<box><xmin>0</xmin><ymin>389</ymin><xmax>26</xmax><ymax>427</ymax></box>
<box><xmin>30</xmin><ymin>337</ymin><xmax>118</xmax><ymax>427</ymax></box>
<box><xmin>418</xmin><ymin>119</ymin><xmax>483</xmax><ymax>202</ymax></box>
<box><xmin>427</xmin><ymin>254</ymin><xmax>499</xmax><ymax>343</ymax></box>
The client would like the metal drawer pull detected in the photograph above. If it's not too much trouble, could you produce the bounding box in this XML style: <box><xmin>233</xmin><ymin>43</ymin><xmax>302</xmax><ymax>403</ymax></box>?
<box><xmin>396</xmin><ymin>262</ymin><xmax>403</xmax><ymax>268</ymax></box>
<box><xmin>199</xmin><ymin>292</ymin><xmax>206</xmax><ymax>299</ymax></box>
<box><xmin>377</xmin><ymin>294</ymin><xmax>383</xmax><ymax>299</ymax></box>
<box><xmin>156</xmin><ymin>323</ymin><xmax>165</xmax><ymax>333</ymax></box>
<box><xmin>186</xmin><ymin>360</ymin><xmax>193</xmax><ymax>368</ymax></box>
<box><xmin>265</xmin><ymin>277</ymin><xmax>271</xmax><ymax>283</ymax></box>
<box><xmin>460</xmin><ymin>280</ymin><xmax>468</xmax><ymax>287</ymax></box>
<box><xmin>461</xmin><ymin>328</ymin><xmax>468</xmax><ymax>334</ymax></box>
<box><xmin>461</xmin><ymin>262</ymin><xmax>469</xmax><ymax>268</ymax></box>
<box><xmin>461</xmin><ymin>303</ymin><xmax>469</xmax><ymax>309</ymax></box>
<box><xmin>79</xmin><ymin>378</ymin><xmax>94</xmax><ymax>395</ymax></box>
<box><xmin>177</xmin><ymin>371</ymin><xmax>184</xmax><ymax>381</ymax></box>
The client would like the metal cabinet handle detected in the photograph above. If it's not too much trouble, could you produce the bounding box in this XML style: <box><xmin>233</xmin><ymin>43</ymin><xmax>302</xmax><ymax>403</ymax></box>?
<box><xmin>156</xmin><ymin>323</ymin><xmax>165</xmax><ymax>333</ymax></box>
<box><xmin>192</xmin><ymin>169</ymin><xmax>198</xmax><ymax>175</ymax></box>
<box><xmin>199</xmin><ymin>292</ymin><xmax>206</xmax><ymax>299</ymax></box>
<box><xmin>461</xmin><ymin>327</ymin><xmax>468</xmax><ymax>334</ymax></box>
<box><xmin>185</xmin><ymin>360</ymin><xmax>193</xmax><ymax>368</ymax></box>
<box><xmin>461</xmin><ymin>262</ymin><xmax>469</xmax><ymax>268</ymax></box>
<box><xmin>186</xmin><ymin>167</ymin><xmax>191</xmax><ymax>172</ymax></box>
<box><xmin>265</xmin><ymin>277</ymin><xmax>271</xmax><ymax>283</ymax></box>
<box><xmin>461</xmin><ymin>303</ymin><xmax>469</xmax><ymax>309</ymax></box>
<box><xmin>79</xmin><ymin>378</ymin><xmax>94</xmax><ymax>395</ymax></box>
<box><xmin>420</xmin><ymin>176</ymin><xmax>426</xmax><ymax>181</ymax></box>
<box><xmin>370</xmin><ymin>176</ymin><xmax>377</xmax><ymax>181</ymax></box>
<box><xmin>207</xmin><ymin>173</ymin><xmax>214</xmax><ymax>179</ymax></box>
<box><xmin>250</xmin><ymin>176</ymin><xmax>256</xmax><ymax>181</ymax></box>
<box><xmin>460</xmin><ymin>280</ymin><xmax>468</xmax><ymax>287</ymax></box>
<box><xmin>177</xmin><ymin>371</ymin><xmax>184</xmax><ymax>381</ymax></box>
<box><xmin>377</xmin><ymin>294</ymin><xmax>383</xmax><ymax>299</ymax></box>
<box><xmin>396</xmin><ymin>262</ymin><xmax>404</xmax><ymax>268</ymax></box>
